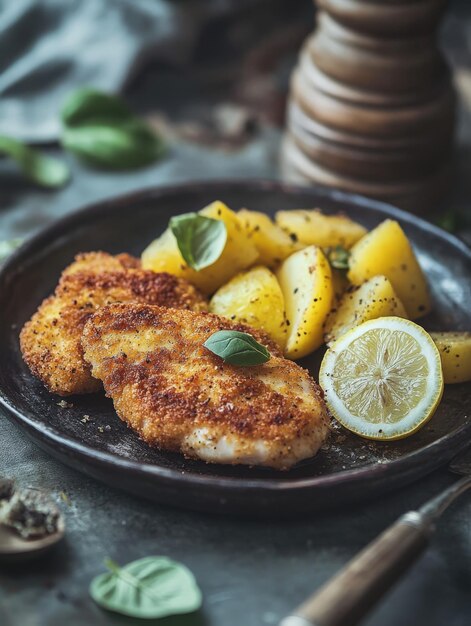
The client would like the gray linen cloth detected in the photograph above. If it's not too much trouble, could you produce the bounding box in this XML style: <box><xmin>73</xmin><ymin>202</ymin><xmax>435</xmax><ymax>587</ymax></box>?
<box><xmin>0</xmin><ymin>0</ymin><xmax>246</xmax><ymax>142</ymax></box>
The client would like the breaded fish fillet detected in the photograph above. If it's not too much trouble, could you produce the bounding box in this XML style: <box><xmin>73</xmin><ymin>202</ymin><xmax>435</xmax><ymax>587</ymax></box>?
<box><xmin>81</xmin><ymin>303</ymin><xmax>330</xmax><ymax>469</ymax></box>
<box><xmin>20</xmin><ymin>252</ymin><xmax>207</xmax><ymax>396</ymax></box>
<box><xmin>62</xmin><ymin>251</ymin><xmax>141</xmax><ymax>276</ymax></box>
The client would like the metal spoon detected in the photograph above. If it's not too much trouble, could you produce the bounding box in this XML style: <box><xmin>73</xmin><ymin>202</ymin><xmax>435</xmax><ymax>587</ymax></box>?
<box><xmin>280</xmin><ymin>446</ymin><xmax>471</xmax><ymax>626</ymax></box>
<box><xmin>0</xmin><ymin>519</ymin><xmax>65</xmax><ymax>564</ymax></box>
<box><xmin>0</xmin><ymin>482</ymin><xmax>65</xmax><ymax>564</ymax></box>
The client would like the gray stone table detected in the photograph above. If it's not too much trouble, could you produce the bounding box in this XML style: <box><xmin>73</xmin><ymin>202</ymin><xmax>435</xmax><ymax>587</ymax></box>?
<box><xmin>1</xmin><ymin>4</ymin><xmax>471</xmax><ymax>624</ymax></box>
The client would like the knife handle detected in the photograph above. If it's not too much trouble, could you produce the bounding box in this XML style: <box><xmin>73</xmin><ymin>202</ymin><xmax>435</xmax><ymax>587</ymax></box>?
<box><xmin>280</xmin><ymin>512</ymin><xmax>430</xmax><ymax>626</ymax></box>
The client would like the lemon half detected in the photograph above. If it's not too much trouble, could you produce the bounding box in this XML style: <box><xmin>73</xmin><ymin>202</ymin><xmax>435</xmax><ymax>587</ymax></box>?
<box><xmin>319</xmin><ymin>317</ymin><xmax>444</xmax><ymax>440</ymax></box>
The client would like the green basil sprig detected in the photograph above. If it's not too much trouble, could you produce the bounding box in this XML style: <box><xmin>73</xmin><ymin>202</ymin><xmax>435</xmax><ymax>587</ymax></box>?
<box><xmin>204</xmin><ymin>330</ymin><xmax>270</xmax><ymax>366</ymax></box>
<box><xmin>433</xmin><ymin>208</ymin><xmax>471</xmax><ymax>234</ymax></box>
<box><xmin>61</xmin><ymin>89</ymin><xmax>165</xmax><ymax>170</ymax></box>
<box><xmin>0</xmin><ymin>136</ymin><xmax>70</xmax><ymax>188</ymax></box>
<box><xmin>90</xmin><ymin>556</ymin><xmax>202</xmax><ymax>619</ymax></box>
<box><xmin>326</xmin><ymin>245</ymin><xmax>350</xmax><ymax>271</ymax></box>
<box><xmin>170</xmin><ymin>212</ymin><xmax>227</xmax><ymax>271</ymax></box>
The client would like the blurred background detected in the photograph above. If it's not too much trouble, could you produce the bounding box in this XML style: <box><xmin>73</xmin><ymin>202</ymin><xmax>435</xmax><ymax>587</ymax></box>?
<box><xmin>0</xmin><ymin>0</ymin><xmax>470</xmax><ymax>243</ymax></box>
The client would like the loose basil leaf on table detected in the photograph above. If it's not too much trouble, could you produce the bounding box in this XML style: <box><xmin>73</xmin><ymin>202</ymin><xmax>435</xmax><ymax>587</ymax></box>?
<box><xmin>170</xmin><ymin>213</ymin><xmax>227</xmax><ymax>271</ymax></box>
<box><xmin>61</xmin><ymin>89</ymin><xmax>133</xmax><ymax>126</ymax></box>
<box><xmin>435</xmin><ymin>211</ymin><xmax>457</xmax><ymax>233</ymax></box>
<box><xmin>204</xmin><ymin>330</ymin><xmax>270</xmax><ymax>366</ymax></box>
<box><xmin>0</xmin><ymin>238</ymin><xmax>24</xmax><ymax>263</ymax></box>
<box><xmin>90</xmin><ymin>556</ymin><xmax>202</xmax><ymax>619</ymax></box>
<box><xmin>62</xmin><ymin>121</ymin><xmax>165</xmax><ymax>169</ymax></box>
<box><xmin>0</xmin><ymin>135</ymin><xmax>70</xmax><ymax>188</ymax></box>
<box><xmin>61</xmin><ymin>88</ymin><xmax>165</xmax><ymax>170</ymax></box>
<box><xmin>433</xmin><ymin>208</ymin><xmax>471</xmax><ymax>234</ymax></box>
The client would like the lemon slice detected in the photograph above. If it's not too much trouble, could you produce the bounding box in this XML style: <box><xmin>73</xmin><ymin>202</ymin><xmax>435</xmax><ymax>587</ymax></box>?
<box><xmin>319</xmin><ymin>317</ymin><xmax>444</xmax><ymax>440</ymax></box>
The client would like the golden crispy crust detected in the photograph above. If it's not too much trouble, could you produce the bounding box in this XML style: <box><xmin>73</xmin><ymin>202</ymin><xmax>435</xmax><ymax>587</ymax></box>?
<box><xmin>62</xmin><ymin>251</ymin><xmax>141</xmax><ymax>276</ymax></box>
<box><xmin>20</xmin><ymin>252</ymin><xmax>207</xmax><ymax>396</ymax></box>
<box><xmin>81</xmin><ymin>303</ymin><xmax>329</xmax><ymax>469</ymax></box>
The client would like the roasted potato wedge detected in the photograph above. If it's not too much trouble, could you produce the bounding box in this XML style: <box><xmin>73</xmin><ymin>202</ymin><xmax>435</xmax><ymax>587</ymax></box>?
<box><xmin>277</xmin><ymin>246</ymin><xmax>333</xmax><ymax>359</ymax></box>
<box><xmin>324</xmin><ymin>275</ymin><xmax>408</xmax><ymax>345</ymax></box>
<box><xmin>238</xmin><ymin>209</ymin><xmax>301</xmax><ymax>267</ymax></box>
<box><xmin>429</xmin><ymin>332</ymin><xmax>471</xmax><ymax>384</ymax></box>
<box><xmin>210</xmin><ymin>266</ymin><xmax>287</xmax><ymax>349</ymax></box>
<box><xmin>141</xmin><ymin>201</ymin><xmax>259</xmax><ymax>294</ymax></box>
<box><xmin>347</xmin><ymin>219</ymin><xmax>431</xmax><ymax>320</ymax></box>
<box><xmin>275</xmin><ymin>209</ymin><xmax>367</xmax><ymax>249</ymax></box>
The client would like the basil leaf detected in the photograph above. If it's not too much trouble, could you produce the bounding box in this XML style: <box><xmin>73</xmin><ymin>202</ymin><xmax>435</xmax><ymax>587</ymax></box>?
<box><xmin>0</xmin><ymin>136</ymin><xmax>70</xmax><ymax>188</ymax></box>
<box><xmin>90</xmin><ymin>556</ymin><xmax>202</xmax><ymax>619</ymax></box>
<box><xmin>0</xmin><ymin>238</ymin><xmax>23</xmax><ymax>263</ymax></box>
<box><xmin>433</xmin><ymin>208</ymin><xmax>471</xmax><ymax>234</ymax></box>
<box><xmin>61</xmin><ymin>89</ymin><xmax>132</xmax><ymax>126</ymax></box>
<box><xmin>61</xmin><ymin>88</ymin><xmax>165</xmax><ymax>170</ymax></box>
<box><xmin>62</xmin><ymin>121</ymin><xmax>165</xmax><ymax>169</ymax></box>
<box><xmin>435</xmin><ymin>211</ymin><xmax>457</xmax><ymax>233</ymax></box>
<box><xmin>326</xmin><ymin>245</ymin><xmax>350</xmax><ymax>270</ymax></box>
<box><xmin>204</xmin><ymin>330</ymin><xmax>270</xmax><ymax>366</ymax></box>
<box><xmin>170</xmin><ymin>213</ymin><xmax>227</xmax><ymax>271</ymax></box>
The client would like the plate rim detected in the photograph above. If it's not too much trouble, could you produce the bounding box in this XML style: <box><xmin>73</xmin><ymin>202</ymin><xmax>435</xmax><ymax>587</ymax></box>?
<box><xmin>3</xmin><ymin>179</ymin><xmax>471</xmax><ymax>271</ymax></box>
<box><xmin>1</xmin><ymin>179</ymin><xmax>471</xmax><ymax>497</ymax></box>
<box><xmin>1</xmin><ymin>398</ymin><xmax>470</xmax><ymax>494</ymax></box>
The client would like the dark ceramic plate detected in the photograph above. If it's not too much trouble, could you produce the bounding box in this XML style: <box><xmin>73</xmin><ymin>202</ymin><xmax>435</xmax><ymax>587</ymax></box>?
<box><xmin>1</xmin><ymin>181</ymin><xmax>470</xmax><ymax>516</ymax></box>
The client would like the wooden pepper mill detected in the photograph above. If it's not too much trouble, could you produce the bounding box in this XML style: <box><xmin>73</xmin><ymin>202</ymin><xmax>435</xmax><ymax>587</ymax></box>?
<box><xmin>282</xmin><ymin>0</ymin><xmax>456</xmax><ymax>212</ymax></box>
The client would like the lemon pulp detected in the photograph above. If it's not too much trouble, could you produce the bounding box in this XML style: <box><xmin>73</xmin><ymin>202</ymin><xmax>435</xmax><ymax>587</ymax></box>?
<box><xmin>320</xmin><ymin>317</ymin><xmax>443</xmax><ymax>440</ymax></box>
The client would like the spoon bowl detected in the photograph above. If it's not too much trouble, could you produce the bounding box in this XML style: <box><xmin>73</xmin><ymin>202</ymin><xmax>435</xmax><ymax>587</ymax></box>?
<box><xmin>0</xmin><ymin>518</ymin><xmax>65</xmax><ymax>564</ymax></box>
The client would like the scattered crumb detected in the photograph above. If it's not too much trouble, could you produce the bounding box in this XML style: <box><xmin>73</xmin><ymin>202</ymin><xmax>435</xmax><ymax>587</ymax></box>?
<box><xmin>98</xmin><ymin>426</ymin><xmax>104</xmax><ymax>433</ymax></box>
<box><xmin>146</xmin><ymin>104</ymin><xmax>258</xmax><ymax>151</ymax></box>
<box><xmin>104</xmin><ymin>425</ymin><xmax>111</xmax><ymax>432</ymax></box>
<box><xmin>81</xmin><ymin>415</ymin><xmax>91</xmax><ymax>423</ymax></box>
<box><xmin>57</xmin><ymin>400</ymin><xmax>73</xmax><ymax>409</ymax></box>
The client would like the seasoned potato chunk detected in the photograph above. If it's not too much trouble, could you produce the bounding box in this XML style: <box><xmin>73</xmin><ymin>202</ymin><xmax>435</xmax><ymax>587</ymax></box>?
<box><xmin>347</xmin><ymin>220</ymin><xmax>431</xmax><ymax>320</ymax></box>
<box><xmin>210</xmin><ymin>266</ymin><xmax>287</xmax><ymax>349</ymax></box>
<box><xmin>238</xmin><ymin>209</ymin><xmax>301</xmax><ymax>267</ymax></box>
<box><xmin>277</xmin><ymin>246</ymin><xmax>333</xmax><ymax>359</ymax></box>
<box><xmin>324</xmin><ymin>275</ymin><xmax>408</xmax><ymax>345</ymax></box>
<box><xmin>275</xmin><ymin>209</ymin><xmax>367</xmax><ymax>249</ymax></box>
<box><xmin>141</xmin><ymin>201</ymin><xmax>259</xmax><ymax>294</ymax></box>
<box><xmin>429</xmin><ymin>332</ymin><xmax>471</xmax><ymax>384</ymax></box>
